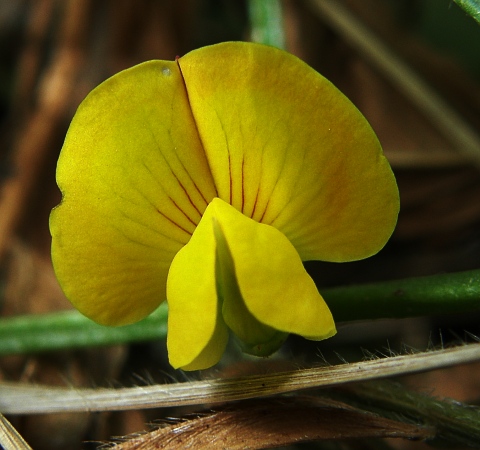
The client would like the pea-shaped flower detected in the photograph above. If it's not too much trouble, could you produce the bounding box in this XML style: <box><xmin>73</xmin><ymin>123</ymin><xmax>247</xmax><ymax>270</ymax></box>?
<box><xmin>50</xmin><ymin>42</ymin><xmax>399</xmax><ymax>370</ymax></box>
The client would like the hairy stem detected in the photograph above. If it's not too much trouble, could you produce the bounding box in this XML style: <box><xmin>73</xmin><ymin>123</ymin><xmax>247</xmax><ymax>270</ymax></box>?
<box><xmin>1</xmin><ymin>344</ymin><xmax>479</xmax><ymax>414</ymax></box>
<box><xmin>334</xmin><ymin>380</ymin><xmax>480</xmax><ymax>447</ymax></box>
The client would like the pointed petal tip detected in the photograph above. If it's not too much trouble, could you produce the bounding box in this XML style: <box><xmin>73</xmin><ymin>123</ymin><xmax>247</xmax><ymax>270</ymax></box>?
<box><xmin>210</xmin><ymin>198</ymin><xmax>338</xmax><ymax>345</ymax></box>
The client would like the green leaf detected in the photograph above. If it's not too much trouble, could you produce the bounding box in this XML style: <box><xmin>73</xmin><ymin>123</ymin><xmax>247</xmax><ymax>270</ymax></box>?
<box><xmin>454</xmin><ymin>0</ymin><xmax>480</xmax><ymax>25</ymax></box>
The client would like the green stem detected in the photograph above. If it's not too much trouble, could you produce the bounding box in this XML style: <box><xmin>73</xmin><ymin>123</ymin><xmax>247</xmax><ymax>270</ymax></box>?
<box><xmin>324</xmin><ymin>269</ymin><xmax>480</xmax><ymax>322</ymax></box>
<box><xmin>248</xmin><ymin>0</ymin><xmax>285</xmax><ymax>48</ymax></box>
<box><xmin>0</xmin><ymin>270</ymin><xmax>479</xmax><ymax>356</ymax></box>
<box><xmin>0</xmin><ymin>303</ymin><xmax>167</xmax><ymax>355</ymax></box>
<box><xmin>453</xmin><ymin>0</ymin><xmax>480</xmax><ymax>25</ymax></box>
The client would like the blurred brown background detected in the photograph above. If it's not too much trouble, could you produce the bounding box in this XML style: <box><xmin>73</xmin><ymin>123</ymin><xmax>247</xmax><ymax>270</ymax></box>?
<box><xmin>0</xmin><ymin>0</ymin><xmax>479</xmax><ymax>448</ymax></box>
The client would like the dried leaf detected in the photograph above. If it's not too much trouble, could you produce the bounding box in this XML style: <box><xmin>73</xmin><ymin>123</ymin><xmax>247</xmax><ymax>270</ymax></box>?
<box><xmin>111</xmin><ymin>397</ymin><xmax>432</xmax><ymax>449</ymax></box>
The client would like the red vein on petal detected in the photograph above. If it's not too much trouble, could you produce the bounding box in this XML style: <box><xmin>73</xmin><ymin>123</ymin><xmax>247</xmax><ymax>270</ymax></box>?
<box><xmin>227</xmin><ymin>138</ymin><xmax>233</xmax><ymax>206</ymax></box>
<box><xmin>171</xmin><ymin>169</ymin><xmax>203</xmax><ymax>220</ymax></box>
<box><xmin>140</xmin><ymin>160</ymin><xmax>198</xmax><ymax>230</ymax></box>
<box><xmin>241</xmin><ymin>156</ymin><xmax>245</xmax><ymax>214</ymax></box>
<box><xmin>116</xmin><ymin>177</ymin><xmax>190</xmax><ymax>245</ymax></box>
<box><xmin>258</xmin><ymin>198</ymin><xmax>269</xmax><ymax>224</ymax></box>
<box><xmin>174</xmin><ymin>156</ymin><xmax>210</xmax><ymax>209</ymax></box>
<box><xmin>169</xmin><ymin>196</ymin><xmax>197</xmax><ymax>228</ymax></box>
<box><xmin>251</xmin><ymin>188</ymin><xmax>260</xmax><ymax>219</ymax></box>
<box><xmin>156</xmin><ymin>205</ymin><xmax>192</xmax><ymax>237</ymax></box>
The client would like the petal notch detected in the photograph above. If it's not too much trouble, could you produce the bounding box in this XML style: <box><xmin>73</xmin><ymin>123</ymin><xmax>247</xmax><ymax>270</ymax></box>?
<box><xmin>178</xmin><ymin>42</ymin><xmax>399</xmax><ymax>262</ymax></box>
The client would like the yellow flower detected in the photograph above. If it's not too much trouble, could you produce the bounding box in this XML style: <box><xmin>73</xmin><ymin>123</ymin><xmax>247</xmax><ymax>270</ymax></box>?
<box><xmin>50</xmin><ymin>42</ymin><xmax>399</xmax><ymax>371</ymax></box>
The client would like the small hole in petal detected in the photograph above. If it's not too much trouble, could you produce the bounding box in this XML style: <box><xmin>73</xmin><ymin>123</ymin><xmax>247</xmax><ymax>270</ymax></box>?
<box><xmin>162</xmin><ymin>67</ymin><xmax>171</xmax><ymax>76</ymax></box>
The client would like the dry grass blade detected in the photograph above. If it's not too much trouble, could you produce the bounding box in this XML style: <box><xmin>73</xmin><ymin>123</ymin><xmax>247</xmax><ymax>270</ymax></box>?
<box><xmin>0</xmin><ymin>414</ymin><xmax>32</xmax><ymax>450</ymax></box>
<box><xmin>1</xmin><ymin>344</ymin><xmax>479</xmax><ymax>415</ymax></box>
<box><xmin>110</xmin><ymin>397</ymin><xmax>432</xmax><ymax>449</ymax></box>
<box><xmin>308</xmin><ymin>0</ymin><xmax>480</xmax><ymax>164</ymax></box>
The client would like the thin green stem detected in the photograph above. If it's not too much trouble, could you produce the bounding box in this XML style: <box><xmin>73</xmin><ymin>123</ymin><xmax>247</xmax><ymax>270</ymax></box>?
<box><xmin>0</xmin><ymin>303</ymin><xmax>167</xmax><ymax>355</ymax></box>
<box><xmin>0</xmin><ymin>270</ymin><xmax>479</xmax><ymax>356</ymax></box>
<box><xmin>453</xmin><ymin>0</ymin><xmax>480</xmax><ymax>25</ymax></box>
<box><xmin>248</xmin><ymin>0</ymin><xmax>285</xmax><ymax>48</ymax></box>
<box><xmin>323</xmin><ymin>269</ymin><xmax>480</xmax><ymax>322</ymax></box>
